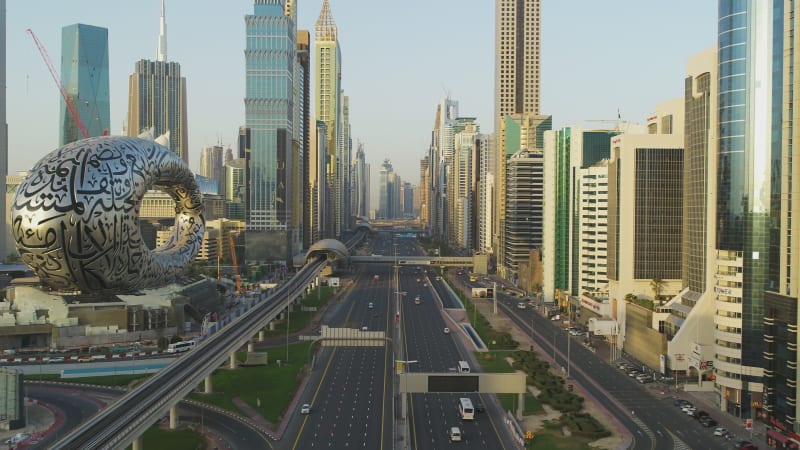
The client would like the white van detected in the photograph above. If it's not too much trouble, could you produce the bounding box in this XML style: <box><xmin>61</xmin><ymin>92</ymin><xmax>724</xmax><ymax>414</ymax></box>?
<box><xmin>458</xmin><ymin>360</ymin><xmax>470</xmax><ymax>373</ymax></box>
<box><xmin>458</xmin><ymin>397</ymin><xmax>474</xmax><ymax>420</ymax></box>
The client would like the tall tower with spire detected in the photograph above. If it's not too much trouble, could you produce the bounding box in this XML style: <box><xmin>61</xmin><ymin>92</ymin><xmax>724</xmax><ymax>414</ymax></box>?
<box><xmin>314</xmin><ymin>0</ymin><xmax>343</xmax><ymax>237</ymax></box>
<box><xmin>157</xmin><ymin>0</ymin><xmax>167</xmax><ymax>62</ymax></box>
<box><xmin>126</xmin><ymin>0</ymin><xmax>189</xmax><ymax>162</ymax></box>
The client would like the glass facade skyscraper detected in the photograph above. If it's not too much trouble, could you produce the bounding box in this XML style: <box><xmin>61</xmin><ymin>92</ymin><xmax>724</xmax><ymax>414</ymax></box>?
<box><xmin>59</xmin><ymin>23</ymin><xmax>109</xmax><ymax>145</ymax></box>
<box><xmin>244</xmin><ymin>0</ymin><xmax>295</xmax><ymax>232</ymax></box>
<box><xmin>714</xmin><ymin>0</ymin><xmax>792</xmax><ymax>419</ymax></box>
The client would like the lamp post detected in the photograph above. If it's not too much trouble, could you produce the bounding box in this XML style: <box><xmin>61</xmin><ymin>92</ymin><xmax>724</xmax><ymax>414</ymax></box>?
<box><xmin>285</xmin><ymin>286</ymin><xmax>290</xmax><ymax>364</ymax></box>
<box><xmin>396</xmin><ymin>359</ymin><xmax>418</xmax><ymax>419</ymax></box>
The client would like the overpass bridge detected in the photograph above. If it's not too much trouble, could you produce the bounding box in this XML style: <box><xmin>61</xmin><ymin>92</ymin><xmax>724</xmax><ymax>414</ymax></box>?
<box><xmin>350</xmin><ymin>255</ymin><xmax>474</xmax><ymax>267</ymax></box>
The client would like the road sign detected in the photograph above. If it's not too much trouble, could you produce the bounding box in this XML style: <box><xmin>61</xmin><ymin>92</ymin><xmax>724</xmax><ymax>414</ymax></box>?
<box><xmin>745</xmin><ymin>418</ymin><xmax>753</xmax><ymax>430</ymax></box>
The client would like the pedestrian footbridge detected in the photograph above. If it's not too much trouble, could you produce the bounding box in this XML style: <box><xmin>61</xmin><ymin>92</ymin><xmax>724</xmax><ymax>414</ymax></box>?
<box><xmin>350</xmin><ymin>255</ymin><xmax>474</xmax><ymax>267</ymax></box>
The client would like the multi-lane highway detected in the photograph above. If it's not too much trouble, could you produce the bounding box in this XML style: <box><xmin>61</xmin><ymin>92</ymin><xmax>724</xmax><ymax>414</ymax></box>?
<box><xmin>289</xmin><ymin>265</ymin><xmax>394</xmax><ymax>449</ymax></box>
<box><xmin>389</xmin><ymin>237</ymin><xmax>512</xmax><ymax>450</ymax></box>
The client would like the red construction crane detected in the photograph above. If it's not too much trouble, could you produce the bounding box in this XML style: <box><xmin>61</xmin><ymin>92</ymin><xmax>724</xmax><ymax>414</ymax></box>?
<box><xmin>26</xmin><ymin>28</ymin><xmax>90</xmax><ymax>140</ymax></box>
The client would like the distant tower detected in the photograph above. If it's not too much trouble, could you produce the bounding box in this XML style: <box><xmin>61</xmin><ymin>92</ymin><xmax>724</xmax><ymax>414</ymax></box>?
<box><xmin>60</xmin><ymin>23</ymin><xmax>110</xmax><ymax>145</ymax></box>
<box><xmin>126</xmin><ymin>0</ymin><xmax>189</xmax><ymax>162</ymax></box>
<box><xmin>157</xmin><ymin>0</ymin><xmax>167</xmax><ymax>62</ymax></box>
<box><xmin>315</xmin><ymin>0</ymin><xmax>343</xmax><ymax>236</ymax></box>
<box><xmin>200</xmin><ymin>145</ymin><xmax>224</xmax><ymax>196</ymax></box>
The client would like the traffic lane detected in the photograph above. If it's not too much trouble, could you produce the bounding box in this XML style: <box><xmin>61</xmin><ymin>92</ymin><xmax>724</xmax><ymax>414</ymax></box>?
<box><xmin>402</xmin><ymin>274</ymin><xmax>505</xmax><ymax>450</ymax></box>
<box><xmin>25</xmin><ymin>384</ymin><xmax>266</xmax><ymax>450</ymax></box>
<box><xmin>292</xmin><ymin>347</ymin><xmax>389</xmax><ymax>450</ymax></box>
<box><xmin>24</xmin><ymin>385</ymin><xmax>103</xmax><ymax>449</ymax></box>
<box><xmin>500</xmin><ymin>302</ymin><xmax>729</xmax><ymax>450</ymax></box>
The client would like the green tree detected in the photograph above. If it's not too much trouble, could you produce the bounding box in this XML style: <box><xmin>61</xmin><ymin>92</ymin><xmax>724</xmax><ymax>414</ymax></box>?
<box><xmin>157</xmin><ymin>336</ymin><xmax>169</xmax><ymax>351</ymax></box>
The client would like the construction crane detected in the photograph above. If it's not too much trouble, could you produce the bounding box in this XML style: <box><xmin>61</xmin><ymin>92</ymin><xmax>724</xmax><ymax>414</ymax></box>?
<box><xmin>229</xmin><ymin>233</ymin><xmax>241</xmax><ymax>294</ymax></box>
<box><xmin>27</xmin><ymin>28</ymin><xmax>90</xmax><ymax>140</ymax></box>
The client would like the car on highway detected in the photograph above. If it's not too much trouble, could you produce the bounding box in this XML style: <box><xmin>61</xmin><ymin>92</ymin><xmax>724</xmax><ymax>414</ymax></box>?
<box><xmin>448</xmin><ymin>427</ymin><xmax>462</xmax><ymax>442</ymax></box>
<box><xmin>300</xmin><ymin>403</ymin><xmax>311</xmax><ymax>414</ymax></box>
<box><xmin>48</xmin><ymin>356</ymin><xmax>64</xmax><ymax>364</ymax></box>
<box><xmin>443</xmin><ymin>327</ymin><xmax>450</xmax><ymax>334</ymax></box>
<box><xmin>415</xmin><ymin>296</ymin><xmax>421</xmax><ymax>305</ymax></box>
<box><xmin>368</xmin><ymin>302</ymin><xmax>374</xmax><ymax>309</ymax></box>
<box><xmin>516</xmin><ymin>302</ymin><xmax>526</xmax><ymax>309</ymax></box>
<box><xmin>475</xmin><ymin>401</ymin><xmax>485</xmax><ymax>413</ymax></box>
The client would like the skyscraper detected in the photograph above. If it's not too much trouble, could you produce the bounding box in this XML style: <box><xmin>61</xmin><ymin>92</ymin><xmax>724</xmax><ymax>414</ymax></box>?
<box><xmin>297</xmin><ymin>29</ymin><xmax>311</xmax><ymax>250</ymax></box>
<box><xmin>314</xmin><ymin>0</ymin><xmax>343</xmax><ymax>236</ymax></box>
<box><xmin>244</xmin><ymin>0</ymin><xmax>296</xmax><ymax>264</ymax></box>
<box><xmin>494</xmin><ymin>0</ymin><xmax>541</xmax><ymax>270</ymax></box>
<box><xmin>379</xmin><ymin>159</ymin><xmax>395</xmax><ymax>219</ymax></box>
<box><xmin>60</xmin><ymin>23</ymin><xmax>110</xmax><ymax>145</ymax></box>
<box><xmin>715</xmin><ymin>1</ymin><xmax>799</xmax><ymax>422</ymax></box>
<box><xmin>126</xmin><ymin>1</ymin><xmax>189</xmax><ymax>162</ymax></box>
<box><xmin>200</xmin><ymin>145</ymin><xmax>224</xmax><ymax>194</ymax></box>
<box><xmin>496</xmin><ymin>114</ymin><xmax>551</xmax><ymax>277</ymax></box>
<box><xmin>494</xmin><ymin>0</ymin><xmax>541</xmax><ymax>127</ymax></box>
<box><xmin>353</xmin><ymin>142</ymin><xmax>368</xmax><ymax>219</ymax></box>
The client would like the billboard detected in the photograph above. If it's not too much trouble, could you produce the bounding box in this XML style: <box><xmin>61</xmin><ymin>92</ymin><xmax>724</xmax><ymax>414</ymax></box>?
<box><xmin>472</xmin><ymin>288</ymin><xmax>494</xmax><ymax>298</ymax></box>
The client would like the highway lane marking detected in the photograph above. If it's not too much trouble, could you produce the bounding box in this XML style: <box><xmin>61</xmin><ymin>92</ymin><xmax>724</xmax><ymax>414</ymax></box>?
<box><xmin>293</xmin><ymin>269</ymin><xmax>374</xmax><ymax>449</ymax></box>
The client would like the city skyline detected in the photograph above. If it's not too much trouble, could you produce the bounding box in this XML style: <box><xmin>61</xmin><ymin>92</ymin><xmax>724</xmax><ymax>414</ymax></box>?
<box><xmin>7</xmin><ymin>1</ymin><xmax>715</xmax><ymax>206</ymax></box>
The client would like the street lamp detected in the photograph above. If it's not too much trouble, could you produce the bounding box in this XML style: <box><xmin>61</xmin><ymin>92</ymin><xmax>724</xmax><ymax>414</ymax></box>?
<box><xmin>396</xmin><ymin>359</ymin><xmax>418</xmax><ymax>419</ymax></box>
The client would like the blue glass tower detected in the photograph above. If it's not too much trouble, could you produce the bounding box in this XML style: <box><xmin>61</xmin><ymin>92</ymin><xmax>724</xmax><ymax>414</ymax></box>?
<box><xmin>244</xmin><ymin>0</ymin><xmax>294</xmax><ymax>231</ymax></box>
<box><xmin>59</xmin><ymin>23</ymin><xmax>110</xmax><ymax>145</ymax></box>
<box><xmin>714</xmin><ymin>0</ymin><xmax>787</xmax><ymax>418</ymax></box>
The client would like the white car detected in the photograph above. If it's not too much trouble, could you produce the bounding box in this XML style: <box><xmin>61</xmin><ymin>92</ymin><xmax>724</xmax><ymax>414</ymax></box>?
<box><xmin>300</xmin><ymin>403</ymin><xmax>311</xmax><ymax>414</ymax></box>
<box><xmin>448</xmin><ymin>427</ymin><xmax>462</xmax><ymax>442</ymax></box>
<box><xmin>713</xmin><ymin>427</ymin><xmax>728</xmax><ymax>436</ymax></box>
<box><xmin>443</xmin><ymin>327</ymin><xmax>450</xmax><ymax>334</ymax></box>
<box><xmin>516</xmin><ymin>302</ymin><xmax>526</xmax><ymax>309</ymax></box>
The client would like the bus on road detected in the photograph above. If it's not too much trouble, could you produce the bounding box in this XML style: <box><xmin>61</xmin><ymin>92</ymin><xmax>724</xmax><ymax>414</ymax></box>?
<box><xmin>166</xmin><ymin>340</ymin><xmax>196</xmax><ymax>354</ymax></box>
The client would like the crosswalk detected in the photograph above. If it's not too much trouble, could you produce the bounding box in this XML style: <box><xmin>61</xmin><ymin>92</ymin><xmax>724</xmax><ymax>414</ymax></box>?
<box><xmin>668</xmin><ymin>430</ymin><xmax>693</xmax><ymax>450</ymax></box>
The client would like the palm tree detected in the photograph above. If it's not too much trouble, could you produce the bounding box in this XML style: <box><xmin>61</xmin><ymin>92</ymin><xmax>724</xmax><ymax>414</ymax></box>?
<box><xmin>650</xmin><ymin>278</ymin><xmax>664</xmax><ymax>304</ymax></box>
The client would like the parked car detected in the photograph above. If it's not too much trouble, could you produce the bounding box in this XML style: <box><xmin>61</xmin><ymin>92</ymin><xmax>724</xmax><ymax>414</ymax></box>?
<box><xmin>637</xmin><ymin>375</ymin><xmax>654</xmax><ymax>384</ymax></box>
<box><xmin>674</xmin><ymin>399</ymin><xmax>690</xmax><ymax>407</ymax></box>
<box><xmin>694</xmin><ymin>410</ymin><xmax>709</xmax><ymax>420</ymax></box>
<box><xmin>701</xmin><ymin>418</ymin><xmax>718</xmax><ymax>427</ymax></box>
<box><xmin>713</xmin><ymin>426</ymin><xmax>729</xmax><ymax>436</ymax></box>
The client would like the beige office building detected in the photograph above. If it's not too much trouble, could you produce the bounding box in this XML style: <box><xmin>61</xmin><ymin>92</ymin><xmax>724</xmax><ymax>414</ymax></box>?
<box><xmin>607</xmin><ymin>100</ymin><xmax>685</xmax><ymax>361</ymax></box>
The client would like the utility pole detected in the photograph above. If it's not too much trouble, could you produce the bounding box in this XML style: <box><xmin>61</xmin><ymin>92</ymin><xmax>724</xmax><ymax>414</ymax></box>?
<box><xmin>493</xmin><ymin>282</ymin><xmax>497</xmax><ymax>315</ymax></box>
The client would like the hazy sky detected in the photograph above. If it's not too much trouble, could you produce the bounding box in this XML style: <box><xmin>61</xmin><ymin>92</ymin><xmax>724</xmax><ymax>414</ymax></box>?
<box><xmin>7</xmin><ymin>1</ymin><xmax>717</xmax><ymax>207</ymax></box>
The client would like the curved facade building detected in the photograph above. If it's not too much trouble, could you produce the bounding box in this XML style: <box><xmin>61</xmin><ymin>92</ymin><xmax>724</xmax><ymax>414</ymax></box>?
<box><xmin>713</xmin><ymin>0</ymin><xmax>789</xmax><ymax>420</ymax></box>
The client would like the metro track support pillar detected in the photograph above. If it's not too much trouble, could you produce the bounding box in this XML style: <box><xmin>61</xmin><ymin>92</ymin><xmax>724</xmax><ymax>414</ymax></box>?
<box><xmin>204</xmin><ymin>375</ymin><xmax>213</xmax><ymax>394</ymax></box>
<box><xmin>229</xmin><ymin>352</ymin><xmax>237</xmax><ymax>369</ymax></box>
<box><xmin>169</xmin><ymin>404</ymin><xmax>178</xmax><ymax>429</ymax></box>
